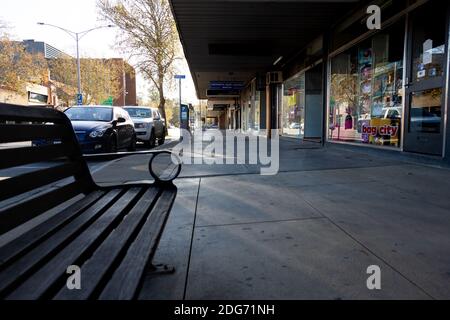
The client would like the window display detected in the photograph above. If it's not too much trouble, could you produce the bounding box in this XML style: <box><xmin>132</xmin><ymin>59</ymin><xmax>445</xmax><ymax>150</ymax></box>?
<box><xmin>329</xmin><ymin>21</ymin><xmax>405</xmax><ymax>148</ymax></box>
<box><xmin>282</xmin><ymin>74</ymin><xmax>305</xmax><ymax>138</ymax></box>
<box><xmin>242</xmin><ymin>81</ymin><xmax>261</xmax><ymax>132</ymax></box>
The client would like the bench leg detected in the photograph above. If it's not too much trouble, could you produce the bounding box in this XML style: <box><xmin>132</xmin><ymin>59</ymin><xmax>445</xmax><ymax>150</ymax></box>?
<box><xmin>148</xmin><ymin>263</ymin><xmax>175</xmax><ymax>276</ymax></box>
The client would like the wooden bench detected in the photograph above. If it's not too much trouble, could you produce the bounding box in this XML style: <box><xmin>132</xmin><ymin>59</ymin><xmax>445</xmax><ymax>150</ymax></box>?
<box><xmin>0</xmin><ymin>103</ymin><xmax>181</xmax><ymax>300</ymax></box>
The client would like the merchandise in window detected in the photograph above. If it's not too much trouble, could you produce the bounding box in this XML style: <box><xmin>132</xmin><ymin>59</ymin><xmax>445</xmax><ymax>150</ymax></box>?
<box><xmin>328</xmin><ymin>20</ymin><xmax>405</xmax><ymax>148</ymax></box>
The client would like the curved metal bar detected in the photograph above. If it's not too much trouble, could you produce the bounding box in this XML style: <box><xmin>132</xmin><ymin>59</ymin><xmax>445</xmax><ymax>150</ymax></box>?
<box><xmin>83</xmin><ymin>149</ymin><xmax>174</xmax><ymax>162</ymax></box>
<box><xmin>148</xmin><ymin>151</ymin><xmax>182</xmax><ymax>183</ymax></box>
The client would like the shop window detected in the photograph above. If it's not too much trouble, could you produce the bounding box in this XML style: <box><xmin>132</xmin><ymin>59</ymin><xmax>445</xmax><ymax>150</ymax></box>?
<box><xmin>254</xmin><ymin>91</ymin><xmax>260</xmax><ymax>131</ymax></box>
<box><xmin>409</xmin><ymin>89</ymin><xmax>442</xmax><ymax>134</ymax></box>
<box><xmin>282</xmin><ymin>74</ymin><xmax>305</xmax><ymax>138</ymax></box>
<box><xmin>411</xmin><ymin>2</ymin><xmax>447</xmax><ymax>83</ymax></box>
<box><xmin>329</xmin><ymin>20</ymin><xmax>405</xmax><ymax>147</ymax></box>
<box><xmin>28</xmin><ymin>92</ymin><xmax>48</xmax><ymax>104</ymax></box>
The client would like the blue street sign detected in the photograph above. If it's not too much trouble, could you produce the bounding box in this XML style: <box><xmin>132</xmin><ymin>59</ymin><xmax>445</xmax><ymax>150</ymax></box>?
<box><xmin>174</xmin><ymin>75</ymin><xmax>186</xmax><ymax>79</ymax></box>
<box><xmin>76</xmin><ymin>94</ymin><xmax>83</xmax><ymax>105</ymax></box>
<box><xmin>209</xmin><ymin>81</ymin><xmax>244</xmax><ymax>90</ymax></box>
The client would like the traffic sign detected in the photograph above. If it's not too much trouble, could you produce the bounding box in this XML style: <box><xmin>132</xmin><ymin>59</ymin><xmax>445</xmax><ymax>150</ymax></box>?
<box><xmin>174</xmin><ymin>75</ymin><xmax>186</xmax><ymax>80</ymax></box>
<box><xmin>76</xmin><ymin>94</ymin><xmax>83</xmax><ymax>105</ymax></box>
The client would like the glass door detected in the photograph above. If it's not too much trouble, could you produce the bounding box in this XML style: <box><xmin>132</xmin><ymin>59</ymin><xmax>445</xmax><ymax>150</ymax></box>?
<box><xmin>404</xmin><ymin>1</ymin><xmax>449</xmax><ymax>155</ymax></box>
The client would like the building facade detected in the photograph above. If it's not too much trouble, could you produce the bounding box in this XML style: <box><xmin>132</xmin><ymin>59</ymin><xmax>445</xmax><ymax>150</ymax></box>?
<box><xmin>22</xmin><ymin>39</ymin><xmax>72</xmax><ymax>59</ymax></box>
<box><xmin>171</xmin><ymin>0</ymin><xmax>450</xmax><ymax>161</ymax></box>
<box><xmin>110</xmin><ymin>58</ymin><xmax>137</xmax><ymax>107</ymax></box>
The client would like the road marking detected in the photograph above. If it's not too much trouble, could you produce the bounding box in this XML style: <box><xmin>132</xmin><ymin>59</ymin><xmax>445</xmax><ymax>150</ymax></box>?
<box><xmin>89</xmin><ymin>159</ymin><xmax>119</xmax><ymax>174</ymax></box>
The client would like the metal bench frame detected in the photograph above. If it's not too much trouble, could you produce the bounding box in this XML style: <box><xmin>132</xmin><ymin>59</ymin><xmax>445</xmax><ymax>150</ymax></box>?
<box><xmin>0</xmin><ymin>103</ymin><xmax>180</xmax><ymax>300</ymax></box>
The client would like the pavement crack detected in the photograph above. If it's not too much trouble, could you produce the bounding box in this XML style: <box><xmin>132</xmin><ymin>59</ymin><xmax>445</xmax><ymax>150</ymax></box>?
<box><xmin>195</xmin><ymin>216</ymin><xmax>326</xmax><ymax>229</ymax></box>
<box><xmin>182</xmin><ymin>177</ymin><xmax>201</xmax><ymax>300</ymax></box>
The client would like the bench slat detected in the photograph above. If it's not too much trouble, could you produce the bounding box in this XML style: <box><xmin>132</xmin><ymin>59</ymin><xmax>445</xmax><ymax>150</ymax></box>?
<box><xmin>54</xmin><ymin>186</ymin><xmax>161</xmax><ymax>300</ymax></box>
<box><xmin>6</xmin><ymin>188</ymin><xmax>143</xmax><ymax>300</ymax></box>
<box><xmin>0</xmin><ymin>124</ymin><xmax>69</xmax><ymax>144</ymax></box>
<box><xmin>99</xmin><ymin>187</ymin><xmax>177</xmax><ymax>300</ymax></box>
<box><xmin>0</xmin><ymin>162</ymin><xmax>84</xmax><ymax>202</ymax></box>
<box><xmin>0</xmin><ymin>144</ymin><xmax>76</xmax><ymax>170</ymax></box>
<box><xmin>0</xmin><ymin>189</ymin><xmax>122</xmax><ymax>297</ymax></box>
<box><xmin>0</xmin><ymin>181</ymin><xmax>88</xmax><ymax>235</ymax></box>
<box><xmin>0</xmin><ymin>190</ymin><xmax>105</xmax><ymax>268</ymax></box>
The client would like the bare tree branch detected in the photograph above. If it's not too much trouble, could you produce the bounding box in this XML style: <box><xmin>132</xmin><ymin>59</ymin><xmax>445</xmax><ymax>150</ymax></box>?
<box><xmin>98</xmin><ymin>0</ymin><xmax>180</xmax><ymax>131</ymax></box>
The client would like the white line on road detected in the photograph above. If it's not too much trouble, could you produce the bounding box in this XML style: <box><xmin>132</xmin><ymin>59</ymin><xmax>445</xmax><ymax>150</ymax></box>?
<box><xmin>89</xmin><ymin>159</ymin><xmax>120</xmax><ymax>174</ymax></box>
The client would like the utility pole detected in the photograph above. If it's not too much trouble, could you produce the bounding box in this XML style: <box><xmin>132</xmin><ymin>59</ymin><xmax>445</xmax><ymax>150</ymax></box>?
<box><xmin>37</xmin><ymin>22</ymin><xmax>114</xmax><ymax>105</ymax></box>
<box><xmin>75</xmin><ymin>33</ymin><xmax>81</xmax><ymax>96</ymax></box>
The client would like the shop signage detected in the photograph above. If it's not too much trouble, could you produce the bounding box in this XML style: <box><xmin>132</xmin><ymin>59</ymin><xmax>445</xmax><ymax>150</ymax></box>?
<box><xmin>209</xmin><ymin>81</ymin><xmax>244</xmax><ymax>90</ymax></box>
<box><xmin>423</xmin><ymin>39</ymin><xmax>433</xmax><ymax>65</ymax></box>
<box><xmin>362</xmin><ymin>125</ymin><xmax>398</xmax><ymax>137</ymax></box>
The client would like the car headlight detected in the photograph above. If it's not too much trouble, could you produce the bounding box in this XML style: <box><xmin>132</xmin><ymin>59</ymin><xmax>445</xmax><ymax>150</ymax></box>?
<box><xmin>89</xmin><ymin>130</ymin><xmax>106</xmax><ymax>138</ymax></box>
<box><xmin>134</xmin><ymin>123</ymin><xmax>146</xmax><ymax>129</ymax></box>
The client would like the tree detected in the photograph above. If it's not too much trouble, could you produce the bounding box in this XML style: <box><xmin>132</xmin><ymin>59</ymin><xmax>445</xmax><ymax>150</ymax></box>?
<box><xmin>164</xmin><ymin>98</ymin><xmax>179</xmax><ymax>127</ymax></box>
<box><xmin>0</xmin><ymin>37</ymin><xmax>48</xmax><ymax>93</ymax></box>
<box><xmin>98</xmin><ymin>0</ymin><xmax>180</xmax><ymax>132</ymax></box>
<box><xmin>48</xmin><ymin>58</ymin><xmax>122</xmax><ymax>106</ymax></box>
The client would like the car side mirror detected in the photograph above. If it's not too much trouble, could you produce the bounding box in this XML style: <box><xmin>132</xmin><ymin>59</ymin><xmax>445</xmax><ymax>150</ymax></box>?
<box><xmin>117</xmin><ymin>117</ymin><xmax>126</xmax><ymax>123</ymax></box>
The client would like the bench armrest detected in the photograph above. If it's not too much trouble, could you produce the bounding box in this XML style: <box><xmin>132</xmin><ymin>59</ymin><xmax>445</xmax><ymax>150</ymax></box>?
<box><xmin>83</xmin><ymin>149</ymin><xmax>174</xmax><ymax>162</ymax></box>
<box><xmin>83</xmin><ymin>150</ymin><xmax>182</xmax><ymax>183</ymax></box>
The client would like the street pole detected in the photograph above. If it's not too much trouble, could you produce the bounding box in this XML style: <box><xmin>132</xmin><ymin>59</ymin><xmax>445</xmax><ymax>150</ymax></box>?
<box><xmin>179</xmin><ymin>77</ymin><xmax>182</xmax><ymax>130</ymax></box>
<box><xmin>37</xmin><ymin>23</ymin><xmax>113</xmax><ymax>106</ymax></box>
<box><xmin>174</xmin><ymin>75</ymin><xmax>185</xmax><ymax>140</ymax></box>
<box><xmin>76</xmin><ymin>33</ymin><xmax>82</xmax><ymax>97</ymax></box>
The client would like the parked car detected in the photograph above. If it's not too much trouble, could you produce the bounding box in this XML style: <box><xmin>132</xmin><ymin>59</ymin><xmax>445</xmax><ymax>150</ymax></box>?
<box><xmin>62</xmin><ymin>106</ymin><xmax>136</xmax><ymax>153</ymax></box>
<box><xmin>124</xmin><ymin>106</ymin><xmax>166</xmax><ymax>148</ymax></box>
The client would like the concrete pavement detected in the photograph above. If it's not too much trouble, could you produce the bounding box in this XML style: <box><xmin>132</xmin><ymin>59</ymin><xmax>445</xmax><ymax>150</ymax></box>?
<box><xmin>2</xmin><ymin>132</ymin><xmax>450</xmax><ymax>299</ymax></box>
<box><xmin>90</xmin><ymin>133</ymin><xmax>450</xmax><ymax>300</ymax></box>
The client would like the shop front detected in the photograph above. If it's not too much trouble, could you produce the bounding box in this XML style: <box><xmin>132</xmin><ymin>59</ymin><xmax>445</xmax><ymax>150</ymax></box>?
<box><xmin>403</xmin><ymin>1</ymin><xmax>448</xmax><ymax>155</ymax></box>
<box><xmin>327</xmin><ymin>0</ymin><xmax>450</xmax><ymax>157</ymax></box>
<box><xmin>281</xmin><ymin>73</ymin><xmax>305</xmax><ymax>138</ymax></box>
<box><xmin>240</xmin><ymin>79</ymin><xmax>261</xmax><ymax>133</ymax></box>
<box><xmin>328</xmin><ymin>19</ymin><xmax>405</xmax><ymax>149</ymax></box>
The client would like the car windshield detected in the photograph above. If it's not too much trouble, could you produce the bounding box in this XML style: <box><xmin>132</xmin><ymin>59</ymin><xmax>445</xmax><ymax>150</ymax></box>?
<box><xmin>124</xmin><ymin>108</ymin><xmax>152</xmax><ymax>118</ymax></box>
<box><xmin>65</xmin><ymin>107</ymin><xmax>113</xmax><ymax>122</ymax></box>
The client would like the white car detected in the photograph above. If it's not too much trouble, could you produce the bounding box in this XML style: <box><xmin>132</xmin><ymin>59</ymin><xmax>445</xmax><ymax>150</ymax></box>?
<box><xmin>123</xmin><ymin>106</ymin><xmax>166</xmax><ymax>148</ymax></box>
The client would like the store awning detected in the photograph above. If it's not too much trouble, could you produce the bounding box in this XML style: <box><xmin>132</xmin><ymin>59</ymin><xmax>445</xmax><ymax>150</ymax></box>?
<box><xmin>170</xmin><ymin>0</ymin><xmax>361</xmax><ymax>99</ymax></box>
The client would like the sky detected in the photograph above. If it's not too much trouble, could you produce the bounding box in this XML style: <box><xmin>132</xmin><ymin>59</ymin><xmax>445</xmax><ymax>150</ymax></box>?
<box><xmin>1</xmin><ymin>0</ymin><xmax>198</xmax><ymax>104</ymax></box>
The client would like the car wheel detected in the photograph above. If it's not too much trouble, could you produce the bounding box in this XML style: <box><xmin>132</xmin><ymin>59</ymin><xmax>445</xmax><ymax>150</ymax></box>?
<box><xmin>145</xmin><ymin>130</ymin><xmax>156</xmax><ymax>149</ymax></box>
<box><xmin>128</xmin><ymin>135</ymin><xmax>137</xmax><ymax>151</ymax></box>
<box><xmin>157</xmin><ymin>133</ymin><xmax>165</xmax><ymax>146</ymax></box>
<box><xmin>107</xmin><ymin>135</ymin><xmax>118</xmax><ymax>153</ymax></box>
